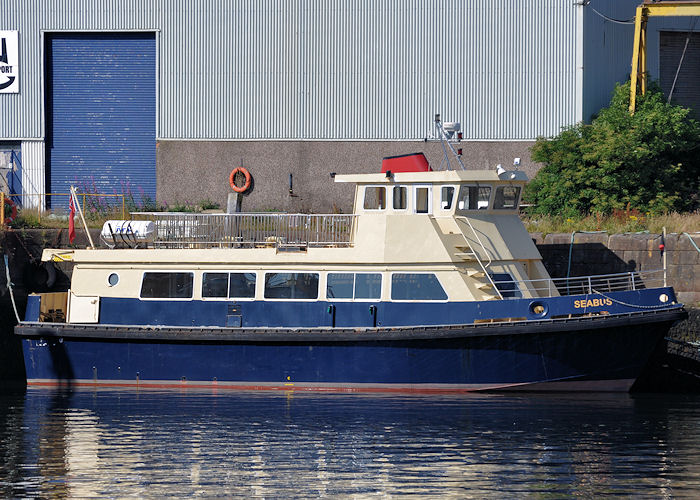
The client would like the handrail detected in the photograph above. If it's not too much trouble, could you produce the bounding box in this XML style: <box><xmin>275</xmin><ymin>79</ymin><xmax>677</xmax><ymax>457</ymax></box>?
<box><xmin>131</xmin><ymin>212</ymin><xmax>357</xmax><ymax>249</ymax></box>
<box><xmin>491</xmin><ymin>269</ymin><xmax>666</xmax><ymax>299</ymax></box>
<box><xmin>454</xmin><ymin>216</ymin><xmax>503</xmax><ymax>300</ymax></box>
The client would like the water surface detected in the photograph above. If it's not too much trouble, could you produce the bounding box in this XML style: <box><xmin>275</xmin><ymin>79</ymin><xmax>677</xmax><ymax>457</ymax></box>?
<box><xmin>2</xmin><ymin>388</ymin><xmax>700</xmax><ymax>497</ymax></box>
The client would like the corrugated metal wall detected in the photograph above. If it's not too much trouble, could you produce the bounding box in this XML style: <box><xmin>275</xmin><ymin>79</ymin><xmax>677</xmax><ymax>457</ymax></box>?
<box><xmin>19</xmin><ymin>0</ymin><xmax>699</xmax><ymax>142</ymax></box>
<box><xmin>0</xmin><ymin>0</ymin><xmax>581</xmax><ymax>141</ymax></box>
<box><xmin>21</xmin><ymin>141</ymin><xmax>45</xmax><ymax>209</ymax></box>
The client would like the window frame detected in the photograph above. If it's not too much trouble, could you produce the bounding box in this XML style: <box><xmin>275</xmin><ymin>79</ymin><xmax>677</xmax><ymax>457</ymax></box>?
<box><xmin>363</xmin><ymin>185</ymin><xmax>387</xmax><ymax>211</ymax></box>
<box><xmin>326</xmin><ymin>272</ymin><xmax>383</xmax><ymax>301</ymax></box>
<box><xmin>263</xmin><ymin>271</ymin><xmax>321</xmax><ymax>301</ymax></box>
<box><xmin>389</xmin><ymin>272</ymin><xmax>449</xmax><ymax>302</ymax></box>
<box><xmin>413</xmin><ymin>184</ymin><xmax>433</xmax><ymax>214</ymax></box>
<box><xmin>456</xmin><ymin>184</ymin><xmax>493</xmax><ymax>212</ymax></box>
<box><xmin>439</xmin><ymin>185</ymin><xmax>458</xmax><ymax>211</ymax></box>
<box><xmin>139</xmin><ymin>271</ymin><xmax>195</xmax><ymax>301</ymax></box>
<box><xmin>493</xmin><ymin>185</ymin><xmax>522</xmax><ymax>210</ymax></box>
<box><xmin>200</xmin><ymin>271</ymin><xmax>258</xmax><ymax>301</ymax></box>
<box><xmin>391</xmin><ymin>185</ymin><xmax>409</xmax><ymax>212</ymax></box>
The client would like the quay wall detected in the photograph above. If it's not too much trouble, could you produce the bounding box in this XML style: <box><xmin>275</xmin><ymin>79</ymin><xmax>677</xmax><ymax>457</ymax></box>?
<box><xmin>532</xmin><ymin>232</ymin><xmax>700</xmax><ymax>306</ymax></box>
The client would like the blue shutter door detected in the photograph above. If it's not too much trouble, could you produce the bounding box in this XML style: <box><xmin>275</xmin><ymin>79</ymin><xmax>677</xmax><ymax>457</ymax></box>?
<box><xmin>45</xmin><ymin>33</ymin><xmax>156</xmax><ymax>206</ymax></box>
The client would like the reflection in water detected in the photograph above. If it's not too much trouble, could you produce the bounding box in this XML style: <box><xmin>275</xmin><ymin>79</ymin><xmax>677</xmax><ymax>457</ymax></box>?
<box><xmin>2</xmin><ymin>389</ymin><xmax>700</xmax><ymax>497</ymax></box>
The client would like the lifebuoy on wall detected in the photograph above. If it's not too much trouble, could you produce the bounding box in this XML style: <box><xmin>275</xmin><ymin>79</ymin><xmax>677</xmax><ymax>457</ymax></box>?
<box><xmin>229</xmin><ymin>167</ymin><xmax>252</xmax><ymax>193</ymax></box>
<box><xmin>4</xmin><ymin>197</ymin><xmax>17</xmax><ymax>224</ymax></box>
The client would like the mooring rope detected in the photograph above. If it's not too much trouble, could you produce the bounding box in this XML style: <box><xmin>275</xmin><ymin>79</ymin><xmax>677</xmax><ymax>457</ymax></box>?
<box><xmin>4</xmin><ymin>254</ymin><xmax>21</xmax><ymax>324</ymax></box>
<box><xmin>683</xmin><ymin>232</ymin><xmax>700</xmax><ymax>254</ymax></box>
<box><xmin>590</xmin><ymin>289</ymin><xmax>674</xmax><ymax>310</ymax></box>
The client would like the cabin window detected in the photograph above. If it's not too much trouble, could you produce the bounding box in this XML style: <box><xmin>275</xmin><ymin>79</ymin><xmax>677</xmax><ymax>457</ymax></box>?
<box><xmin>229</xmin><ymin>273</ymin><xmax>257</xmax><ymax>298</ymax></box>
<box><xmin>202</xmin><ymin>272</ymin><xmax>257</xmax><ymax>299</ymax></box>
<box><xmin>107</xmin><ymin>273</ymin><xmax>120</xmax><ymax>287</ymax></box>
<box><xmin>391</xmin><ymin>273</ymin><xmax>447</xmax><ymax>301</ymax></box>
<box><xmin>355</xmin><ymin>273</ymin><xmax>382</xmax><ymax>299</ymax></box>
<box><xmin>441</xmin><ymin>186</ymin><xmax>455</xmax><ymax>210</ymax></box>
<box><xmin>327</xmin><ymin>273</ymin><xmax>382</xmax><ymax>300</ymax></box>
<box><xmin>489</xmin><ymin>273</ymin><xmax>522</xmax><ymax>298</ymax></box>
<box><xmin>326</xmin><ymin>273</ymin><xmax>354</xmax><ymax>299</ymax></box>
<box><xmin>457</xmin><ymin>185</ymin><xmax>491</xmax><ymax>211</ymax></box>
<box><xmin>363</xmin><ymin>186</ymin><xmax>386</xmax><ymax>210</ymax></box>
<box><xmin>494</xmin><ymin>186</ymin><xmax>521</xmax><ymax>210</ymax></box>
<box><xmin>264</xmin><ymin>272</ymin><xmax>319</xmax><ymax>299</ymax></box>
<box><xmin>202</xmin><ymin>272</ymin><xmax>229</xmax><ymax>298</ymax></box>
<box><xmin>140</xmin><ymin>272</ymin><xmax>194</xmax><ymax>299</ymax></box>
<box><xmin>414</xmin><ymin>186</ymin><xmax>431</xmax><ymax>214</ymax></box>
<box><xmin>392</xmin><ymin>186</ymin><xmax>407</xmax><ymax>210</ymax></box>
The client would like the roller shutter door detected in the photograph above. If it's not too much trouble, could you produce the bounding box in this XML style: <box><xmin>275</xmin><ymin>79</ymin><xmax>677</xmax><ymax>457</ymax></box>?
<box><xmin>660</xmin><ymin>31</ymin><xmax>700</xmax><ymax>120</ymax></box>
<box><xmin>45</xmin><ymin>33</ymin><xmax>156</xmax><ymax>205</ymax></box>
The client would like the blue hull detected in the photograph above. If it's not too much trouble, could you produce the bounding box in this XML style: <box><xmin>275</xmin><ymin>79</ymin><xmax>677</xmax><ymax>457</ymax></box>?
<box><xmin>17</xmin><ymin>308</ymin><xmax>684</xmax><ymax>392</ymax></box>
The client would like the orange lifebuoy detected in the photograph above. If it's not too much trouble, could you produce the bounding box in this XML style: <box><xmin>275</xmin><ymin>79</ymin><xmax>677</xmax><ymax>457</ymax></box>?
<box><xmin>3</xmin><ymin>197</ymin><xmax>17</xmax><ymax>224</ymax></box>
<box><xmin>229</xmin><ymin>167</ymin><xmax>252</xmax><ymax>193</ymax></box>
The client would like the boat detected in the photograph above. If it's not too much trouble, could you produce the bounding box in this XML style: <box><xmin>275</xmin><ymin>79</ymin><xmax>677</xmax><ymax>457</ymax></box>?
<box><xmin>15</xmin><ymin>118</ymin><xmax>687</xmax><ymax>392</ymax></box>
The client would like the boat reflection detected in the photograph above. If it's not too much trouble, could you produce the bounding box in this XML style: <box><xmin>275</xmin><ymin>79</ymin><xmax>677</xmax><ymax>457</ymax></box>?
<box><xmin>3</xmin><ymin>389</ymin><xmax>700</xmax><ymax>497</ymax></box>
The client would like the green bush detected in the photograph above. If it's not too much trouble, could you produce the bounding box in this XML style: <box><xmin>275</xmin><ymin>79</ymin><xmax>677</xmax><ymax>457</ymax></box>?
<box><xmin>525</xmin><ymin>82</ymin><xmax>700</xmax><ymax>216</ymax></box>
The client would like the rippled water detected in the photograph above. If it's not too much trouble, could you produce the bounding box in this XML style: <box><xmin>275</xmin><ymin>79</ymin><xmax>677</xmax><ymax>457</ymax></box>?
<box><xmin>2</xmin><ymin>389</ymin><xmax>700</xmax><ymax>498</ymax></box>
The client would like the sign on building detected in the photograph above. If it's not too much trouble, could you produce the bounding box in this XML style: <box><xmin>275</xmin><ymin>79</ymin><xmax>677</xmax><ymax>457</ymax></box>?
<box><xmin>0</xmin><ymin>31</ymin><xmax>19</xmax><ymax>94</ymax></box>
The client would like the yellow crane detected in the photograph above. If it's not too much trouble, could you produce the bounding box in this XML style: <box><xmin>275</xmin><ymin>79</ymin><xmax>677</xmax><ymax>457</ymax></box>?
<box><xmin>629</xmin><ymin>1</ymin><xmax>700</xmax><ymax>113</ymax></box>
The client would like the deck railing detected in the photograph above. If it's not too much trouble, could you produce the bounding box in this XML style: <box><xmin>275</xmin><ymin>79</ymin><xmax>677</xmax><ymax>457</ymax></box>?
<box><xmin>130</xmin><ymin>212</ymin><xmax>357</xmax><ymax>249</ymax></box>
<box><xmin>493</xmin><ymin>269</ymin><xmax>665</xmax><ymax>298</ymax></box>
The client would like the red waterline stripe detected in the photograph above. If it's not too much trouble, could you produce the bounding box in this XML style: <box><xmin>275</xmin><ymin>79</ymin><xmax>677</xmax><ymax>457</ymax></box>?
<box><xmin>26</xmin><ymin>380</ymin><xmax>493</xmax><ymax>394</ymax></box>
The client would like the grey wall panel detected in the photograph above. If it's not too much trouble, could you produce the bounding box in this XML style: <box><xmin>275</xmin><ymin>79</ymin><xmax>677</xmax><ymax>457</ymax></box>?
<box><xmin>157</xmin><ymin>0</ymin><xmax>580</xmax><ymax>140</ymax></box>
<box><xmin>15</xmin><ymin>0</ymin><xmax>694</xmax><ymax>141</ymax></box>
<box><xmin>21</xmin><ymin>140</ymin><xmax>45</xmax><ymax>209</ymax></box>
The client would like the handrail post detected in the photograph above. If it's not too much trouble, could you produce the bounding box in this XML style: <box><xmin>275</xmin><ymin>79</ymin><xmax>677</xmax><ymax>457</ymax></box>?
<box><xmin>587</xmin><ymin>276</ymin><xmax>592</xmax><ymax>294</ymax></box>
<box><xmin>631</xmin><ymin>272</ymin><xmax>636</xmax><ymax>291</ymax></box>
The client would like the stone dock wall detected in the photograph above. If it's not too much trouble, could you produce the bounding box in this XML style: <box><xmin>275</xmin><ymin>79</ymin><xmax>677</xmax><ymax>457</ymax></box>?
<box><xmin>532</xmin><ymin>232</ymin><xmax>700</xmax><ymax>305</ymax></box>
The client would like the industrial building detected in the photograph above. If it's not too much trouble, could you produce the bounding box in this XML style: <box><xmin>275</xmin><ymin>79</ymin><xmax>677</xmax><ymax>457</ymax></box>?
<box><xmin>0</xmin><ymin>1</ymin><xmax>698</xmax><ymax>212</ymax></box>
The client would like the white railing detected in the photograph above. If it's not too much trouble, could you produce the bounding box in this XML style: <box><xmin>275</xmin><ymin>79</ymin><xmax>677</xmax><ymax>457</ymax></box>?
<box><xmin>130</xmin><ymin>212</ymin><xmax>357</xmax><ymax>249</ymax></box>
<box><xmin>493</xmin><ymin>269</ymin><xmax>665</xmax><ymax>298</ymax></box>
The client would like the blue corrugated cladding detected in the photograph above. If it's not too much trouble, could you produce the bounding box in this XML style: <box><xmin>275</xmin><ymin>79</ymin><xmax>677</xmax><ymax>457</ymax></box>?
<box><xmin>46</xmin><ymin>33</ymin><xmax>156</xmax><ymax>203</ymax></box>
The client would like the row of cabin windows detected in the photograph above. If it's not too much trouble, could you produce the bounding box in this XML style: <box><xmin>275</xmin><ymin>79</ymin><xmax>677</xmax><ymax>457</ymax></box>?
<box><xmin>140</xmin><ymin>272</ymin><xmax>447</xmax><ymax>301</ymax></box>
<box><xmin>363</xmin><ymin>184</ymin><xmax>521</xmax><ymax>212</ymax></box>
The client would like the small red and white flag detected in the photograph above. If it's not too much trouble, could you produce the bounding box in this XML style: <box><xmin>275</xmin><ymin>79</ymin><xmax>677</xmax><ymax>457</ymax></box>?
<box><xmin>68</xmin><ymin>193</ymin><xmax>76</xmax><ymax>243</ymax></box>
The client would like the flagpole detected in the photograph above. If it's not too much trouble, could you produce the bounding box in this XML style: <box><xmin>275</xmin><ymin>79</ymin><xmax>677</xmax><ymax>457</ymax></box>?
<box><xmin>70</xmin><ymin>186</ymin><xmax>95</xmax><ymax>249</ymax></box>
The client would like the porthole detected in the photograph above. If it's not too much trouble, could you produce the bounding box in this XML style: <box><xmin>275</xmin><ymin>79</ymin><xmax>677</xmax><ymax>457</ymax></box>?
<box><xmin>659</xmin><ymin>293</ymin><xmax>669</xmax><ymax>303</ymax></box>
<box><xmin>529</xmin><ymin>301</ymin><xmax>548</xmax><ymax>318</ymax></box>
<box><xmin>107</xmin><ymin>273</ymin><xmax>120</xmax><ymax>287</ymax></box>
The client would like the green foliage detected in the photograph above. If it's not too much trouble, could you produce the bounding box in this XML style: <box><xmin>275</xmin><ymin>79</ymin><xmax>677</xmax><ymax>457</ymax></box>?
<box><xmin>198</xmin><ymin>198</ymin><xmax>221</xmax><ymax>210</ymax></box>
<box><xmin>526</xmin><ymin>82</ymin><xmax>700</xmax><ymax>216</ymax></box>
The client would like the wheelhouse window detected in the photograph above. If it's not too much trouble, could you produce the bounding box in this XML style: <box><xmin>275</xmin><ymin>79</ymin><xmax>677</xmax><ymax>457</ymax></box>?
<box><xmin>264</xmin><ymin>272</ymin><xmax>319</xmax><ymax>299</ymax></box>
<box><xmin>441</xmin><ymin>186</ymin><xmax>455</xmax><ymax>210</ymax></box>
<box><xmin>391</xmin><ymin>273</ymin><xmax>447</xmax><ymax>300</ymax></box>
<box><xmin>414</xmin><ymin>186</ymin><xmax>431</xmax><ymax>214</ymax></box>
<box><xmin>489</xmin><ymin>273</ymin><xmax>522</xmax><ymax>298</ymax></box>
<box><xmin>493</xmin><ymin>186</ymin><xmax>521</xmax><ymax>210</ymax></box>
<box><xmin>457</xmin><ymin>185</ymin><xmax>491</xmax><ymax>211</ymax></box>
<box><xmin>392</xmin><ymin>186</ymin><xmax>407</xmax><ymax>210</ymax></box>
<box><xmin>363</xmin><ymin>186</ymin><xmax>386</xmax><ymax>210</ymax></box>
<box><xmin>327</xmin><ymin>273</ymin><xmax>382</xmax><ymax>300</ymax></box>
<box><xmin>140</xmin><ymin>272</ymin><xmax>194</xmax><ymax>299</ymax></box>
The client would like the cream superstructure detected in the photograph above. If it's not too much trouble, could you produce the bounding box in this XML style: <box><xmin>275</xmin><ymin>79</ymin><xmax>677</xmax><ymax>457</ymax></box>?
<box><xmin>43</xmin><ymin>168</ymin><xmax>556</xmax><ymax>323</ymax></box>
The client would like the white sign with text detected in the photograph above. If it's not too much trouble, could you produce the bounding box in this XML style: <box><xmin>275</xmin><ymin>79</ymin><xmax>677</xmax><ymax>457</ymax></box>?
<box><xmin>0</xmin><ymin>30</ymin><xmax>19</xmax><ymax>93</ymax></box>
